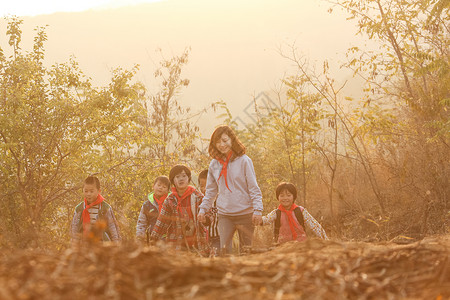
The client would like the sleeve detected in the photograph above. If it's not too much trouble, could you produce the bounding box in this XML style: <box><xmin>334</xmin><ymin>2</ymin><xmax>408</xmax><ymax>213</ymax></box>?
<box><xmin>151</xmin><ymin>198</ymin><xmax>174</xmax><ymax>240</ymax></box>
<box><xmin>71</xmin><ymin>209</ymin><xmax>82</xmax><ymax>244</ymax></box>
<box><xmin>136</xmin><ymin>202</ymin><xmax>150</xmax><ymax>240</ymax></box>
<box><xmin>198</xmin><ymin>161</ymin><xmax>219</xmax><ymax>214</ymax></box>
<box><xmin>106</xmin><ymin>207</ymin><xmax>122</xmax><ymax>242</ymax></box>
<box><xmin>261</xmin><ymin>209</ymin><xmax>277</xmax><ymax>225</ymax></box>
<box><xmin>302</xmin><ymin>208</ymin><xmax>329</xmax><ymax>240</ymax></box>
<box><xmin>244</xmin><ymin>156</ymin><xmax>263</xmax><ymax>214</ymax></box>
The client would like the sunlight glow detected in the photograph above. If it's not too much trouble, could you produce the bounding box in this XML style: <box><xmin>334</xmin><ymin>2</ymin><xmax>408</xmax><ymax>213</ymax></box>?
<box><xmin>0</xmin><ymin>0</ymin><xmax>164</xmax><ymax>17</ymax></box>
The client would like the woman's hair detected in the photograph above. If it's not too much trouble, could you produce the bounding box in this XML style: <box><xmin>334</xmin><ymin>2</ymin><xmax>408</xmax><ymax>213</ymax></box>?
<box><xmin>169</xmin><ymin>165</ymin><xmax>192</xmax><ymax>185</ymax></box>
<box><xmin>208</xmin><ymin>125</ymin><xmax>246</xmax><ymax>159</ymax></box>
<box><xmin>276</xmin><ymin>182</ymin><xmax>298</xmax><ymax>201</ymax></box>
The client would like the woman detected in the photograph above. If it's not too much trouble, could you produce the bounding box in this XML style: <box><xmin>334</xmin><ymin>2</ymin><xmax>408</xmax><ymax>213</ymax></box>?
<box><xmin>197</xmin><ymin>125</ymin><xmax>263</xmax><ymax>254</ymax></box>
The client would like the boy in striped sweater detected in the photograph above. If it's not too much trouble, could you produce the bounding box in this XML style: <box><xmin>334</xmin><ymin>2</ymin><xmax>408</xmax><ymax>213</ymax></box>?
<box><xmin>71</xmin><ymin>176</ymin><xmax>121</xmax><ymax>246</ymax></box>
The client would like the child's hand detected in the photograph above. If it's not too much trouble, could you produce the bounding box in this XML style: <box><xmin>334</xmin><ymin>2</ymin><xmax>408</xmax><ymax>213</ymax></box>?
<box><xmin>252</xmin><ymin>214</ymin><xmax>262</xmax><ymax>226</ymax></box>
<box><xmin>197</xmin><ymin>212</ymin><xmax>206</xmax><ymax>223</ymax></box>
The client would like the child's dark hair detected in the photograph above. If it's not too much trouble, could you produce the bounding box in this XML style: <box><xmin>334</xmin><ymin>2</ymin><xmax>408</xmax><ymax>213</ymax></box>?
<box><xmin>208</xmin><ymin>125</ymin><xmax>246</xmax><ymax>160</ymax></box>
<box><xmin>276</xmin><ymin>182</ymin><xmax>297</xmax><ymax>201</ymax></box>
<box><xmin>84</xmin><ymin>176</ymin><xmax>100</xmax><ymax>190</ymax></box>
<box><xmin>169</xmin><ymin>165</ymin><xmax>191</xmax><ymax>185</ymax></box>
<box><xmin>198</xmin><ymin>169</ymin><xmax>208</xmax><ymax>184</ymax></box>
<box><xmin>154</xmin><ymin>175</ymin><xmax>170</xmax><ymax>188</ymax></box>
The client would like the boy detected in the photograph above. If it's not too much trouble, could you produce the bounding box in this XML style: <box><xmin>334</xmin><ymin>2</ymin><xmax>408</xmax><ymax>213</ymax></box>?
<box><xmin>261</xmin><ymin>182</ymin><xmax>328</xmax><ymax>244</ymax></box>
<box><xmin>198</xmin><ymin>169</ymin><xmax>220</xmax><ymax>252</ymax></box>
<box><xmin>136</xmin><ymin>175</ymin><xmax>170</xmax><ymax>243</ymax></box>
<box><xmin>150</xmin><ymin>165</ymin><xmax>210</xmax><ymax>255</ymax></box>
<box><xmin>71</xmin><ymin>176</ymin><xmax>121</xmax><ymax>245</ymax></box>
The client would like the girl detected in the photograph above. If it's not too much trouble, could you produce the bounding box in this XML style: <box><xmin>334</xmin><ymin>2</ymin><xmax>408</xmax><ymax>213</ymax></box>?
<box><xmin>262</xmin><ymin>182</ymin><xmax>328</xmax><ymax>244</ymax></box>
<box><xmin>197</xmin><ymin>125</ymin><xmax>263</xmax><ymax>254</ymax></box>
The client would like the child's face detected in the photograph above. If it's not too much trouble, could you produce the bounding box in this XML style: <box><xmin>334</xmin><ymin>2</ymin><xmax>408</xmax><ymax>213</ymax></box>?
<box><xmin>279</xmin><ymin>189</ymin><xmax>294</xmax><ymax>209</ymax></box>
<box><xmin>83</xmin><ymin>183</ymin><xmax>100</xmax><ymax>204</ymax></box>
<box><xmin>199</xmin><ymin>178</ymin><xmax>207</xmax><ymax>195</ymax></box>
<box><xmin>173</xmin><ymin>170</ymin><xmax>189</xmax><ymax>191</ymax></box>
<box><xmin>215</xmin><ymin>133</ymin><xmax>232</xmax><ymax>155</ymax></box>
<box><xmin>153</xmin><ymin>180</ymin><xmax>169</xmax><ymax>197</ymax></box>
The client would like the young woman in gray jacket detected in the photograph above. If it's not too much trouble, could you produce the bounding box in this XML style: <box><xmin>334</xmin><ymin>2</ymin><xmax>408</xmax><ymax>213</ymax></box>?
<box><xmin>197</xmin><ymin>125</ymin><xmax>263</xmax><ymax>254</ymax></box>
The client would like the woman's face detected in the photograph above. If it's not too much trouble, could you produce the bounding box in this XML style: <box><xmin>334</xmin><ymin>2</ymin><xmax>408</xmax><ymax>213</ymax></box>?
<box><xmin>215</xmin><ymin>133</ymin><xmax>232</xmax><ymax>155</ymax></box>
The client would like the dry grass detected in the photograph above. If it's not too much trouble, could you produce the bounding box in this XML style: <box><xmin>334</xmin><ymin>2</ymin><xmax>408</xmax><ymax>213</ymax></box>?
<box><xmin>0</xmin><ymin>235</ymin><xmax>449</xmax><ymax>300</ymax></box>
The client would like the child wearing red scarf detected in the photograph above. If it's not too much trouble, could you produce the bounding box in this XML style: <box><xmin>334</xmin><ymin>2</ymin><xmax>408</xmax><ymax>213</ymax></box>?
<box><xmin>71</xmin><ymin>176</ymin><xmax>121</xmax><ymax>246</ymax></box>
<box><xmin>261</xmin><ymin>182</ymin><xmax>328</xmax><ymax>244</ymax></box>
<box><xmin>198</xmin><ymin>169</ymin><xmax>220</xmax><ymax>254</ymax></box>
<box><xmin>150</xmin><ymin>165</ymin><xmax>210</xmax><ymax>255</ymax></box>
<box><xmin>136</xmin><ymin>176</ymin><xmax>171</xmax><ymax>244</ymax></box>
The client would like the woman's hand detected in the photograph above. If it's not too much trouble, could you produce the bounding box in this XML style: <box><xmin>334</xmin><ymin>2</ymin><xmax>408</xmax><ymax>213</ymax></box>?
<box><xmin>252</xmin><ymin>214</ymin><xmax>262</xmax><ymax>226</ymax></box>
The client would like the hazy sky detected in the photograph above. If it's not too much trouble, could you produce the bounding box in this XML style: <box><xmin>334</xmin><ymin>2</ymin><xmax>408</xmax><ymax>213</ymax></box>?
<box><xmin>0</xmin><ymin>0</ymin><xmax>164</xmax><ymax>17</ymax></box>
<box><xmin>0</xmin><ymin>0</ymin><xmax>367</xmax><ymax>136</ymax></box>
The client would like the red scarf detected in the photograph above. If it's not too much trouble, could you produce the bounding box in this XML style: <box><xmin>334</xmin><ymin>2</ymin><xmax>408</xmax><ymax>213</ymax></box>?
<box><xmin>154</xmin><ymin>193</ymin><xmax>168</xmax><ymax>213</ymax></box>
<box><xmin>172</xmin><ymin>186</ymin><xmax>196</xmax><ymax>218</ymax></box>
<box><xmin>218</xmin><ymin>151</ymin><xmax>233</xmax><ymax>192</ymax></box>
<box><xmin>278</xmin><ymin>203</ymin><xmax>299</xmax><ymax>240</ymax></box>
<box><xmin>82</xmin><ymin>194</ymin><xmax>105</xmax><ymax>237</ymax></box>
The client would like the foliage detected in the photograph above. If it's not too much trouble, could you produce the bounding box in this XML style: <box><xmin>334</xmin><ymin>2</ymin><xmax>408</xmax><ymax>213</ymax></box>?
<box><xmin>0</xmin><ymin>16</ymin><xmax>147</xmax><ymax>248</ymax></box>
<box><xmin>218</xmin><ymin>0</ymin><xmax>449</xmax><ymax>239</ymax></box>
<box><xmin>142</xmin><ymin>47</ymin><xmax>205</xmax><ymax>172</ymax></box>
<box><xmin>0</xmin><ymin>18</ymin><xmax>204</xmax><ymax>248</ymax></box>
<box><xmin>328</xmin><ymin>0</ymin><xmax>449</xmax><ymax>236</ymax></box>
<box><xmin>1</xmin><ymin>0</ymin><xmax>449</xmax><ymax>249</ymax></box>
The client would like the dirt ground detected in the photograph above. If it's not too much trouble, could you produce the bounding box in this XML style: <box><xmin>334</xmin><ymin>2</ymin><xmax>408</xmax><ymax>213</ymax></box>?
<box><xmin>0</xmin><ymin>235</ymin><xmax>448</xmax><ymax>300</ymax></box>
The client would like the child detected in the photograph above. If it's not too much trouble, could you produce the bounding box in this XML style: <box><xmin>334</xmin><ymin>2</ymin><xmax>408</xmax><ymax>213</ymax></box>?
<box><xmin>197</xmin><ymin>125</ymin><xmax>263</xmax><ymax>254</ymax></box>
<box><xmin>71</xmin><ymin>176</ymin><xmax>121</xmax><ymax>245</ymax></box>
<box><xmin>198</xmin><ymin>169</ymin><xmax>220</xmax><ymax>252</ymax></box>
<box><xmin>261</xmin><ymin>182</ymin><xmax>328</xmax><ymax>244</ymax></box>
<box><xmin>150</xmin><ymin>165</ymin><xmax>210</xmax><ymax>255</ymax></box>
<box><xmin>136</xmin><ymin>176</ymin><xmax>170</xmax><ymax>243</ymax></box>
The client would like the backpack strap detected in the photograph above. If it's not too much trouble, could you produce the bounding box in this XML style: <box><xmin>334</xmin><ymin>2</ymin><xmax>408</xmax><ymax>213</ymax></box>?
<box><xmin>274</xmin><ymin>209</ymin><xmax>282</xmax><ymax>242</ymax></box>
<box><xmin>75</xmin><ymin>202</ymin><xmax>84</xmax><ymax>213</ymax></box>
<box><xmin>98</xmin><ymin>201</ymin><xmax>111</xmax><ymax>218</ymax></box>
<box><xmin>75</xmin><ymin>202</ymin><xmax>84</xmax><ymax>233</ymax></box>
<box><xmin>76</xmin><ymin>201</ymin><xmax>110</xmax><ymax>218</ymax></box>
<box><xmin>98</xmin><ymin>202</ymin><xmax>113</xmax><ymax>241</ymax></box>
<box><xmin>294</xmin><ymin>206</ymin><xmax>305</xmax><ymax>232</ymax></box>
<box><xmin>274</xmin><ymin>207</ymin><xmax>306</xmax><ymax>241</ymax></box>
<box><xmin>76</xmin><ymin>201</ymin><xmax>111</xmax><ymax>239</ymax></box>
